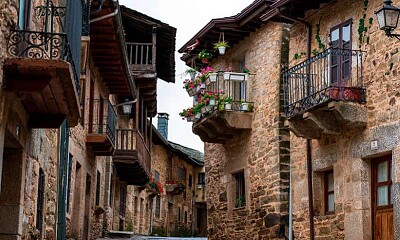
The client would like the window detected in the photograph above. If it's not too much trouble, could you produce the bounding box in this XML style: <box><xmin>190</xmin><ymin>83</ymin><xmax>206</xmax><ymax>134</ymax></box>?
<box><xmin>374</xmin><ymin>159</ymin><xmax>392</xmax><ymax>207</ymax></box>
<box><xmin>330</xmin><ymin>20</ymin><xmax>352</xmax><ymax>85</ymax></box>
<box><xmin>67</xmin><ymin>154</ymin><xmax>73</xmax><ymax>213</ymax></box>
<box><xmin>198</xmin><ymin>173</ymin><xmax>205</xmax><ymax>185</ymax></box>
<box><xmin>36</xmin><ymin>168</ymin><xmax>45</xmax><ymax>232</ymax></box>
<box><xmin>95</xmin><ymin>171</ymin><xmax>101</xmax><ymax>206</ymax></box>
<box><xmin>233</xmin><ymin>170</ymin><xmax>246</xmax><ymax>208</ymax></box>
<box><xmin>188</xmin><ymin>174</ymin><xmax>192</xmax><ymax>188</ymax></box>
<box><xmin>155</xmin><ymin>196</ymin><xmax>161</xmax><ymax>219</ymax></box>
<box><xmin>184</xmin><ymin>211</ymin><xmax>188</xmax><ymax>225</ymax></box>
<box><xmin>177</xmin><ymin>167</ymin><xmax>186</xmax><ymax>180</ymax></box>
<box><xmin>324</xmin><ymin>171</ymin><xmax>334</xmax><ymax>213</ymax></box>
<box><xmin>154</xmin><ymin>170</ymin><xmax>160</xmax><ymax>182</ymax></box>
<box><xmin>109</xmin><ymin>174</ymin><xmax>113</xmax><ymax>206</ymax></box>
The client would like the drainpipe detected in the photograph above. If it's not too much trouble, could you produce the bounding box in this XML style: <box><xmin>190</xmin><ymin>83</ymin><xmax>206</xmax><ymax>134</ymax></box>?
<box><xmin>279</xmin><ymin>14</ymin><xmax>314</xmax><ymax>240</ymax></box>
<box><xmin>90</xmin><ymin>8</ymin><xmax>118</xmax><ymax>23</ymax></box>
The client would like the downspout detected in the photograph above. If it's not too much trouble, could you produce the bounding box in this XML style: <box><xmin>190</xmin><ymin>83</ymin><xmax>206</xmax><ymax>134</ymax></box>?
<box><xmin>279</xmin><ymin>14</ymin><xmax>314</xmax><ymax>240</ymax></box>
<box><xmin>89</xmin><ymin>9</ymin><xmax>118</xmax><ymax>23</ymax></box>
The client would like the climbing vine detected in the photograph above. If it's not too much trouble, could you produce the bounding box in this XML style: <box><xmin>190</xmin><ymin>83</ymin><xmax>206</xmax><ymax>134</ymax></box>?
<box><xmin>314</xmin><ymin>16</ymin><xmax>327</xmax><ymax>55</ymax></box>
<box><xmin>358</xmin><ymin>0</ymin><xmax>373</xmax><ymax>47</ymax></box>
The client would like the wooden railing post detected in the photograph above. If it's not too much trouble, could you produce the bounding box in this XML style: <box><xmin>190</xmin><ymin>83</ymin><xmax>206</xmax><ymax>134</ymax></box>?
<box><xmin>152</xmin><ymin>26</ymin><xmax>157</xmax><ymax>68</ymax></box>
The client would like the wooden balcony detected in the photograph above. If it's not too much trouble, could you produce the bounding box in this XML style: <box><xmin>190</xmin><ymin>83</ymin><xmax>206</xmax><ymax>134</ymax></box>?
<box><xmin>283</xmin><ymin>48</ymin><xmax>367</xmax><ymax>139</ymax></box>
<box><xmin>113</xmin><ymin>129</ymin><xmax>151</xmax><ymax>185</ymax></box>
<box><xmin>3</xmin><ymin>29</ymin><xmax>81</xmax><ymax>128</ymax></box>
<box><xmin>86</xmin><ymin>99</ymin><xmax>116</xmax><ymax>155</ymax></box>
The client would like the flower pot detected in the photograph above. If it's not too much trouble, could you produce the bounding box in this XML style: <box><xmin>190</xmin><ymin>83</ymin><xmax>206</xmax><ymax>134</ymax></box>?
<box><xmin>225</xmin><ymin>103</ymin><xmax>232</xmax><ymax>111</ymax></box>
<box><xmin>218</xmin><ymin>46</ymin><xmax>226</xmax><ymax>55</ymax></box>
<box><xmin>189</xmin><ymin>72</ymin><xmax>196</xmax><ymax>80</ymax></box>
<box><xmin>202</xmin><ymin>58</ymin><xmax>209</xmax><ymax>64</ymax></box>
<box><xmin>224</xmin><ymin>72</ymin><xmax>249</xmax><ymax>81</ymax></box>
<box><xmin>195</xmin><ymin>113</ymin><xmax>201</xmax><ymax>120</ymax></box>
<box><xmin>201</xmin><ymin>106</ymin><xmax>208</xmax><ymax>114</ymax></box>
<box><xmin>240</xmin><ymin>102</ymin><xmax>250</xmax><ymax>111</ymax></box>
<box><xmin>187</xmin><ymin>88</ymin><xmax>196</xmax><ymax>96</ymax></box>
<box><xmin>209</xmin><ymin>99</ymin><xmax>216</xmax><ymax>106</ymax></box>
<box><xmin>208</xmin><ymin>73</ymin><xmax>217</xmax><ymax>83</ymax></box>
<box><xmin>206</xmin><ymin>105</ymin><xmax>213</xmax><ymax>112</ymax></box>
<box><xmin>186</xmin><ymin>116</ymin><xmax>193</xmax><ymax>122</ymax></box>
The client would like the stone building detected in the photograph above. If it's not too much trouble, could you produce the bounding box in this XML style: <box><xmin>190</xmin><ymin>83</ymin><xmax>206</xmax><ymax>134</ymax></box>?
<box><xmin>180</xmin><ymin>0</ymin><xmax>400</xmax><ymax>239</ymax></box>
<box><xmin>121</xmin><ymin>113</ymin><xmax>206</xmax><ymax>237</ymax></box>
<box><xmin>0</xmin><ymin>0</ymin><xmax>178</xmax><ymax>239</ymax></box>
<box><xmin>266</xmin><ymin>0</ymin><xmax>400</xmax><ymax>239</ymax></box>
<box><xmin>178</xmin><ymin>1</ymin><xmax>291</xmax><ymax>239</ymax></box>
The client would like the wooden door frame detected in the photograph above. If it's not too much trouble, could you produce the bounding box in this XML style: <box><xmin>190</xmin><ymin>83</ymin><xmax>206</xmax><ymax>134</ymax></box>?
<box><xmin>371</xmin><ymin>155</ymin><xmax>393</xmax><ymax>239</ymax></box>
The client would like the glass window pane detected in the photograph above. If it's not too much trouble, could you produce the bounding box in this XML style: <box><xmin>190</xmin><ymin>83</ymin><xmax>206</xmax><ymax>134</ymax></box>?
<box><xmin>342</xmin><ymin>24</ymin><xmax>351</xmax><ymax>42</ymax></box>
<box><xmin>377</xmin><ymin>161</ymin><xmax>389</xmax><ymax>183</ymax></box>
<box><xmin>377</xmin><ymin>185</ymin><xmax>389</xmax><ymax>206</ymax></box>
<box><xmin>331</xmin><ymin>28</ymin><xmax>339</xmax><ymax>42</ymax></box>
<box><xmin>328</xmin><ymin>173</ymin><xmax>334</xmax><ymax>192</ymax></box>
<box><xmin>328</xmin><ymin>193</ymin><xmax>335</xmax><ymax>212</ymax></box>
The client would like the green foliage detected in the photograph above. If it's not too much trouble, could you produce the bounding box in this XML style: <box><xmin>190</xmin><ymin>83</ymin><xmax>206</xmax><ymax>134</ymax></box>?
<box><xmin>312</xmin><ymin>49</ymin><xmax>319</xmax><ymax>56</ymax></box>
<box><xmin>198</xmin><ymin>50</ymin><xmax>212</xmax><ymax>60</ymax></box>
<box><xmin>315</xmin><ymin>17</ymin><xmax>326</xmax><ymax>52</ymax></box>
<box><xmin>126</xmin><ymin>220</ymin><xmax>133</xmax><ymax>231</ymax></box>
<box><xmin>386</xmin><ymin>62</ymin><xmax>394</xmax><ymax>75</ymax></box>
<box><xmin>214</xmin><ymin>40</ymin><xmax>229</xmax><ymax>49</ymax></box>
<box><xmin>358</xmin><ymin>0</ymin><xmax>372</xmax><ymax>47</ymax></box>
<box><xmin>235</xmin><ymin>196</ymin><xmax>245</xmax><ymax>208</ymax></box>
<box><xmin>152</xmin><ymin>226</ymin><xmax>167</xmax><ymax>236</ymax></box>
<box><xmin>293</xmin><ymin>51</ymin><xmax>306</xmax><ymax>60</ymax></box>
<box><xmin>170</xmin><ymin>225</ymin><xmax>192</xmax><ymax>237</ymax></box>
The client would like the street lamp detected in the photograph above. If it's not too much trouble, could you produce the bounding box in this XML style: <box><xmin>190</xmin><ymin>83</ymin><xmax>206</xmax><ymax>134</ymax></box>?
<box><xmin>375</xmin><ymin>0</ymin><xmax>400</xmax><ymax>40</ymax></box>
<box><xmin>121</xmin><ymin>99</ymin><xmax>133</xmax><ymax>115</ymax></box>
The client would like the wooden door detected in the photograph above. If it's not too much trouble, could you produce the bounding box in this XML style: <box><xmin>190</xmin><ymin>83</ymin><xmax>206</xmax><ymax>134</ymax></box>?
<box><xmin>372</xmin><ymin>157</ymin><xmax>394</xmax><ymax>240</ymax></box>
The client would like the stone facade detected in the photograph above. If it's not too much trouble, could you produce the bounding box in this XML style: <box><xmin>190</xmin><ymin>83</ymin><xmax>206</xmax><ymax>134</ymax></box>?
<box><xmin>0</xmin><ymin>1</ymin><xmax>180</xmax><ymax>240</ymax></box>
<box><xmin>197</xmin><ymin>22</ymin><xmax>291</xmax><ymax>239</ymax></box>
<box><xmin>286</xmin><ymin>0</ymin><xmax>400</xmax><ymax>239</ymax></box>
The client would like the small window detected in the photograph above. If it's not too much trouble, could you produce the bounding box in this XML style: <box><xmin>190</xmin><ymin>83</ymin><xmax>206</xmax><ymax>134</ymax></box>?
<box><xmin>188</xmin><ymin>174</ymin><xmax>192</xmax><ymax>188</ymax></box>
<box><xmin>155</xmin><ymin>196</ymin><xmax>161</xmax><ymax>219</ymax></box>
<box><xmin>119</xmin><ymin>185</ymin><xmax>127</xmax><ymax>217</ymax></box>
<box><xmin>95</xmin><ymin>171</ymin><xmax>101</xmax><ymax>206</ymax></box>
<box><xmin>184</xmin><ymin>211</ymin><xmax>188</xmax><ymax>225</ymax></box>
<box><xmin>36</xmin><ymin>168</ymin><xmax>45</xmax><ymax>232</ymax></box>
<box><xmin>154</xmin><ymin>170</ymin><xmax>160</xmax><ymax>182</ymax></box>
<box><xmin>324</xmin><ymin>171</ymin><xmax>334</xmax><ymax>213</ymax></box>
<box><xmin>177</xmin><ymin>167</ymin><xmax>186</xmax><ymax>180</ymax></box>
<box><xmin>177</xmin><ymin>207</ymin><xmax>181</xmax><ymax>223</ymax></box>
<box><xmin>198</xmin><ymin>173</ymin><xmax>205</xmax><ymax>185</ymax></box>
<box><xmin>233</xmin><ymin>170</ymin><xmax>246</xmax><ymax>208</ymax></box>
<box><xmin>109</xmin><ymin>174</ymin><xmax>113</xmax><ymax>206</ymax></box>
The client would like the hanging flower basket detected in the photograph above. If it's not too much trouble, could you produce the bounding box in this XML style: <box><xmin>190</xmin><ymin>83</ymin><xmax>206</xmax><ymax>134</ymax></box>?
<box><xmin>187</xmin><ymin>87</ymin><xmax>196</xmax><ymax>96</ymax></box>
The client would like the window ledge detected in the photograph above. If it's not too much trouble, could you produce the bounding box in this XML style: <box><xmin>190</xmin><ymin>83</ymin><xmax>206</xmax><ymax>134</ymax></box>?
<box><xmin>232</xmin><ymin>206</ymin><xmax>246</xmax><ymax>211</ymax></box>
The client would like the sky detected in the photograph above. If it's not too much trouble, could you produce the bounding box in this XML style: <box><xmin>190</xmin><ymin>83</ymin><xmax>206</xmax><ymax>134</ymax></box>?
<box><xmin>119</xmin><ymin>0</ymin><xmax>255</xmax><ymax>152</ymax></box>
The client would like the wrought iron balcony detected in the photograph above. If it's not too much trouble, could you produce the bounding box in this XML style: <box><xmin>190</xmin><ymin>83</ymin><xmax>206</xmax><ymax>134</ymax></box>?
<box><xmin>113</xmin><ymin>129</ymin><xmax>151</xmax><ymax>185</ymax></box>
<box><xmin>283</xmin><ymin>48</ymin><xmax>367</xmax><ymax>139</ymax></box>
<box><xmin>86</xmin><ymin>99</ymin><xmax>117</xmax><ymax>155</ymax></box>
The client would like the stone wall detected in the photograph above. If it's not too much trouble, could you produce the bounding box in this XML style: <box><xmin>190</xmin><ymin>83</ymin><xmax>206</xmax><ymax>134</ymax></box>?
<box><xmin>287</xmin><ymin>0</ymin><xmax>400</xmax><ymax>239</ymax></box>
<box><xmin>204</xmin><ymin>21</ymin><xmax>290</xmax><ymax>240</ymax></box>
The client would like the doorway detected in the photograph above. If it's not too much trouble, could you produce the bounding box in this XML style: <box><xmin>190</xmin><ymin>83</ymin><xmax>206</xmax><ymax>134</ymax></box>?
<box><xmin>372</xmin><ymin>156</ymin><xmax>394</xmax><ymax>240</ymax></box>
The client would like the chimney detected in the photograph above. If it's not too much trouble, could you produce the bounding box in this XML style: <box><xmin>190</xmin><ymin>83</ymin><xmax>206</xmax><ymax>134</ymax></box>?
<box><xmin>157</xmin><ymin>113</ymin><xmax>169</xmax><ymax>140</ymax></box>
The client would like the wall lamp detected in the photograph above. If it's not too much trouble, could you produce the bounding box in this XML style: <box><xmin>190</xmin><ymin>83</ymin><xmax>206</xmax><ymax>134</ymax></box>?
<box><xmin>375</xmin><ymin>0</ymin><xmax>400</xmax><ymax>40</ymax></box>
<box><xmin>114</xmin><ymin>99</ymin><xmax>136</xmax><ymax>115</ymax></box>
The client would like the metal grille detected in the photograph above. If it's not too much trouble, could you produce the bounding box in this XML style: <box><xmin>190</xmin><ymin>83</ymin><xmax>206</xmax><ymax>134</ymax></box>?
<box><xmin>283</xmin><ymin>48</ymin><xmax>366</xmax><ymax>118</ymax></box>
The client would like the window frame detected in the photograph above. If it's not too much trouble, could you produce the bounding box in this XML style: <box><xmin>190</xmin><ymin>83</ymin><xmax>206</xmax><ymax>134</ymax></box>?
<box><xmin>372</xmin><ymin>157</ymin><xmax>393</xmax><ymax>210</ymax></box>
<box><xmin>233</xmin><ymin>170</ymin><xmax>246</xmax><ymax>209</ymax></box>
<box><xmin>324</xmin><ymin>170</ymin><xmax>335</xmax><ymax>214</ymax></box>
<box><xmin>155</xmin><ymin>195</ymin><xmax>161</xmax><ymax>219</ymax></box>
<box><xmin>197</xmin><ymin>172</ymin><xmax>205</xmax><ymax>185</ymax></box>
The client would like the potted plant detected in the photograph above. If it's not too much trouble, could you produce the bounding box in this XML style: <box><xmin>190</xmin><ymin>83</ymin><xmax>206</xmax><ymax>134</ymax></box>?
<box><xmin>240</xmin><ymin>100</ymin><xmax>253</xmax><ymax>112</ymax></box>
<box><xmin>198</xmin><ymin>50</ymin><xmax>212</xmax><ymax>64</ymax></box>
<box><xmin>183</xmin><ymin>79</ymin><xmax>197</xmax><ymax>96</ymax></box>
<box><xmin>225</xmin><ymin>96</ymin><xmax>233</xmax><ymax>111</ymax></box>
<box><xmin>224</xmin><ymin>66</ymin><xmax>250</xmax><ymax>81</ymax></box>
<box><xmin>185</xmin><ymin>68</ymin><xmax>197</xmax><ymax>80</ymax></box>
<box><xmin>214</xmin><ymin>40</ymin><xmax>229</xmax><ymax>55</ymax></box>
<box><xmin>193</xmin><ymin>103</ymin><xmax>203</xmax><ymax>120</ymax></box>
<box><xmin>235</xmin><ymin>196</ymin><xmax>245</xmax><ymax>208</ymax></box>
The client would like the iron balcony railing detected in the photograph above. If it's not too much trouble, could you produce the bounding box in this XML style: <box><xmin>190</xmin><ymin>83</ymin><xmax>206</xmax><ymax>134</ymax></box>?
<box><xmin>7</xmin><ymin>29</ymin><xmax>80</xmax><ymax>95</ymax></box>
<box><xmin>89</xmin><ymin>99</ymin><xmax>117</xmax><ymax>144</ymax></box>
<box><xmin>115</xmin><ymin>129</ymin><xmax>151</xmax><ymax>175</ymax></box>
<box><xmin>283</xmin><ymin>48</ymin><xmax>367</xmax><ymax>118</ymax></box>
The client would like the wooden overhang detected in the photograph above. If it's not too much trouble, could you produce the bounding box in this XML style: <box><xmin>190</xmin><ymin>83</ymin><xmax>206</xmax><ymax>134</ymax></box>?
<box><xmin>121</xmin><ymin>6</ymin><xmax>177</xmax><ymax>117</ymax></box>
<box><xmin>260</xmin><ymin>0</ymin><xmax>334</xmax><ymax>23</ymax></box>
<box><xmin>90</xmin><ymin>0</ymin><xmax>136</xmax><ymax>98</ymax></box>
<box><xmin>178</xmin><ymin>0</ymin><xmax>275</xmax><ymax>67</ymax></box>
<box><xmin>3</xmin><ymin>58</ymin><xmax>80</xmax><ymax>128</ymax></box>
